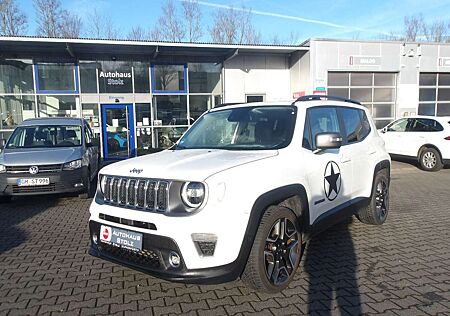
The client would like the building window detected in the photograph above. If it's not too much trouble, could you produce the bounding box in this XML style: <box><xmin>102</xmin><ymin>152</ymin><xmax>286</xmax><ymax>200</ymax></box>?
<box><xmin>153</xmin><ymin>95</ymin><xmax>187</xmax><ymax>125</ymax></box>
<box><xmin>246</xmin><ymin>95</ymin><xmax>265</xmax><ymax>103</ymax></box>
<box><xmin>136</xmin><ymin>127</ymin><xmax>154</xmax><ymax>156</ymax></box>
<box><xmin>328</xmin><ymin>72</ymin><xmax>397</xmax><ymax>128</ymax></box>
<box><xmin>134</xmin><ymin>62</ymin><xmax>150</xmax><ymax>93</ymax></box>
<box><xmin>36</xmin><ymin>63</ymin><xmax>79</xmax><ymax>93</ymax></box>
<box><xmin>188</xmin><ymin>63</ymin><xmax>221</xmax><ymax>94</ymax></box>
<box><xmin>135</xmin><ymin>103</ymin><xmax>152</xmax><ymax>126</ymax></box>
<box><xmin>79</xmin><ymin>62</ymin><xmax>98</xmax><ymax>93</ymax></box>
<box><xmin>0</xmin><ymin>95</ymin><xmax>35</xmax><ymax>129</ymax></box>
<box><xmin>152</xmin><ymin>64</ymin><xmax>186</xmax><ymax>93</ymax></box>
<box><xmin>98</xmin><ymin>61</ymin><xmax>133</xmax><ymax>94</ymax></box>
<box><xmin>154</xmin><ymin>126</ymin><xmax>187</xmax><ymax>150</ymax></box>
<box><xmin>81</xmin><ymin>103</ymin><xmax>100</xmax><ymax>136</ymax></box>
<box><xmin>38</xmin><ymin>95</ymin><xmax>78</xmax><ymax>117</ymax></box>
<box><xmin>189</xmin><ymin>95</ymin><xmax>212</xmax><ymax>122</ymax></box>
<box><xmin>0</xmin><ymin>59</ymin><xmax>34</xmax><ymax>94</ymax></box>
<box><xmin>419</xmin><ymin>73</ymin><xmax>450</xmax><ymax>116</ymax></box>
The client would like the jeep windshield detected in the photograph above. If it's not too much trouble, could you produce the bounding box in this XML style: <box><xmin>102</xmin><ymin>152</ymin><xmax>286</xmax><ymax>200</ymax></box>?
<box><xmin>176</xmin><ymin>106</ymin><xmax>297</xmax><ymax>150</ymax></box>
<box><xmin>6</xmin><ymin>125</ymin><xmax>82</xmax><ymax>148</ymax></box>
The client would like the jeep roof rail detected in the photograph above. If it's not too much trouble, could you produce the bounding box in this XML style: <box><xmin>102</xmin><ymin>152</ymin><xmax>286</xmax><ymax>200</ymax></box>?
<box><xmin>215</xmin><ymin>102</ymin><xmax>243</xmax><ymax>108</ymax></box>
<box><xmin>292</xmin><ymin>95</ymin><xmax>361</xmax><ymax>105</ymax></box>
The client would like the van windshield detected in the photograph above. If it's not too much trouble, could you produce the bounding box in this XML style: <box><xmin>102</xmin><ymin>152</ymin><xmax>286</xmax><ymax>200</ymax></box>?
<box><xmin>6</xmin><ymin>125</ymin><xmax>82</xmax><ymax>148</ymax></box>
<box><xmin>176</xmin><ymin>106</ymin><xmax>297</xmax><ymax>150</ymax></box>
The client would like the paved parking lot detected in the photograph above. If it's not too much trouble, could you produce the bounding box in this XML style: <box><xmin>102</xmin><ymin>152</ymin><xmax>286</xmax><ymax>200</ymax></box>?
<box><xmin>1</xmin><ymin>161</ymin><xmax>449</xmax><ymax>316</ymax></box>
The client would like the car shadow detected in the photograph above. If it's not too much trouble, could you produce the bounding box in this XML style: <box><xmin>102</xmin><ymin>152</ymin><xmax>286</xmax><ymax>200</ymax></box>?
<box><xmin>0</xmin><ymin>196</ymin><xmax>58</xmax><ymax>254</ymax></box>
<box><xmin>391</xmin><ymin>156</ymin><xmax>450</xmax><ymax>170</ymax></box>
<box><xmin>303</xmin><ymin>217</ymin><xmax>361</xmax><ymax>315</ymax></box>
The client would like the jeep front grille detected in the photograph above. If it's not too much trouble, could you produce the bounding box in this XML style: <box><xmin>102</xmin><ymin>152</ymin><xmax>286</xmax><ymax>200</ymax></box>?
<box><xmin>103</xmin><ymin>176</ymin><xmax>169</xmax><ymax>212</ymax></box>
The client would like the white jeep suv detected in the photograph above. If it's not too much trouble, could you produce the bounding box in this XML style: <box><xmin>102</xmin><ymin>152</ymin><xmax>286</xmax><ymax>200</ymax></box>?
<box><xmin>380</xmin><ymin>116</ymin><xmax>450</xmax><ymax>171</ymax></box>
<box><xmin>89</xmin><ymin>95</ymin><xmax>391</xmax><ymax>293</ymax></box>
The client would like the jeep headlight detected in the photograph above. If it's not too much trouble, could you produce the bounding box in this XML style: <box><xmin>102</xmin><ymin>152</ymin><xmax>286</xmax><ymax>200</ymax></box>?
<box><xmin>0</xmin><ymin>164</ymin><xmax>5</xmax><ymax>173</ymax></box>
<box><xmin>99</xmin><ymin>175</ymin><xmax>107</xmax><ymax>194</ymax></box>
<box><xmin>181</xmin><ymin>182</ymin><xmax>205</xmax><ymax>209</ymax></box>
<box><xmin>63</xmin><ymin>159</ymin><xmax>82</xmax><ymax>170</ymax></box>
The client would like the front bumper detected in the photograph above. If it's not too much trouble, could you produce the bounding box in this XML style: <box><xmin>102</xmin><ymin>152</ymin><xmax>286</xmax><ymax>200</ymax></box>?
<box><xmin>0</xmin><ymin>167</ymin><xmax>88</xmax><ymax>196</ymax></box>
<box><xmin>88</xmin><ymin>220</ymin><xmax>241</xmax><ymax>284</ymax></box>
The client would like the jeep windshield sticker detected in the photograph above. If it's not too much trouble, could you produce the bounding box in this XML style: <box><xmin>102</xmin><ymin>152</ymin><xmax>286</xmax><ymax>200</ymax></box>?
<box><xmin>324</xmin><ymin>161</ymin><xmax>341</xmax><ymax>201</ymax></box>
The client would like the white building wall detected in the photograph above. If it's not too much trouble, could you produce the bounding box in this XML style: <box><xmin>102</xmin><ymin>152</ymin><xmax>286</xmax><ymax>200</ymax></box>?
<box><xmin>309</xmin><ymin>39</ymin><xmax>450</xmax><ymax>119</ymax></box>
<box><xmin>223</xmin><ymin>55</ymin><xmax>291</xmax><ymax>103</ymax></box>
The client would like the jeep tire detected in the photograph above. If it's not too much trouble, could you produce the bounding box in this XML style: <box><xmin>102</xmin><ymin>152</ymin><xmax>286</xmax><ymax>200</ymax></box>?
<box><xmin>356</xmin><ymin>169</ymin><xmax>389</xmax><ymax>225</ymax></box>
<box><xmin>241</xmin><ymin>205</ymin><xmax>302</xmax><ymax>293</ymax></box>
<box><xmin>419</xmin><ymin>147</ymin><xmax>443</xmax><ymax>172</ymax></box>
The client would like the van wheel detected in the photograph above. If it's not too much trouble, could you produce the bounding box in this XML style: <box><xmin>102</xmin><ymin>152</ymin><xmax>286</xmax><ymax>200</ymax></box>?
<box><xmin>241</xmin><ymin>206</ymin><xmax>302</xmax><ymax>293</ymax></box>
<box><xmin>419</xmin><ymin>147</ymin><xmax>443</xmax><ymax>171</ymax></box>
<box><xmin>79</xmin><ymin>168</ymin><xmax>93</xmax><ymax>199</ymax></box>
<box><xmin>356</xmin><ymin>169</ymin><xmax>389</xmax><ymax>225</ymax></box>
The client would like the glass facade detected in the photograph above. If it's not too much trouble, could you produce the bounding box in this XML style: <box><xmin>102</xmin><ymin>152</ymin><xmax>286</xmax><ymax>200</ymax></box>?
<box><xmin>0</xmin><ymin>59</ymin><xmax>223</xmax><ymax>157</ymax></box>
<box><xmin>36</xmin><ymin>63</ymin><xmax>78</xmax><ymax>92</ymax></box>
<box><xmin>0</xmin><ymin>59</ymin><xmax>34</xmax><ymax>94</ymax></box>
<box><xmin>328</xmin><ymin>72</ymin><xmax>397</xmax><ymax>128</ymax></box>
<box><xmin>0</xmin><ymin>95</ymin><xmax>35</xmax><ymax>129</ymax></box>
<box><xmin>419</xmin><ymin>73</ymin><xmax>450</xmax><ymax>116</ymax></box>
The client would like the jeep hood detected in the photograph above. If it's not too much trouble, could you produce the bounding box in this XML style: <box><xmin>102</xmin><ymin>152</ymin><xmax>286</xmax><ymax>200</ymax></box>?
<box><xmin>100</xmin><ymin>149</ymin><xmax>278</xmax><ymax>181</ymax></box>
<box><xmin>1</xmin><ymin>147</ymin><xmax>82</xmax><ymax>165</ymax></box>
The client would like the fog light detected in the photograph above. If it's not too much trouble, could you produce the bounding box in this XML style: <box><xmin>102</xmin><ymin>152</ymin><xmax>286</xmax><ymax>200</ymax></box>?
<box><xmin>92</xmin><ymin>234</ymin><xmax>98</xmax><ymax>245</ymax></box>
<box><xmin>192</xmin><ymin>233</ymin><xmax>217</xmax><ymax>256</ymax></box>
<box><xmin>74</xmin><ymin>183</ymin><xmax>84</xmax><ymax>188</ymax></box>
<box><xmin>169</xmin><ymin>251</ymin><xmax>181</xmax><ymax>268</ymax></box>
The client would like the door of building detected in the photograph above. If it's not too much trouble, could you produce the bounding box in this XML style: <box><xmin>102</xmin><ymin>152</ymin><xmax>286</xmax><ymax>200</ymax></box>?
<box><xmin>101</xmin><ymin>104</ymin><xmax>135</xmax><ymax>160</ymax></box>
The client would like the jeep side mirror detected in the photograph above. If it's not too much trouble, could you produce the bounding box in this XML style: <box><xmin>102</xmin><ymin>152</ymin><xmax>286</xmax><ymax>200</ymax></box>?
<box><xmin>315</xmin><ymin>133</ymin><xmax>342</xmax><ymax>153</ymax></box>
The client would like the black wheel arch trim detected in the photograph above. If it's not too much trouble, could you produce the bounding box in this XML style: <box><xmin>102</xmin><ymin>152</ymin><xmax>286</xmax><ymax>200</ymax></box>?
<box><xmin>417</xmin><ymin>144</ymin><xmax>443</xmax><ymax>163</ymax></box>
<box><xmin>369</xmin><ymin>159</ymin><xmax>391</xmax><ymax>201</ymax></box>
<box><xmin>233</xmin><ymin>184</ymin><xmax>310</xmax><ymax>278</ymax></box>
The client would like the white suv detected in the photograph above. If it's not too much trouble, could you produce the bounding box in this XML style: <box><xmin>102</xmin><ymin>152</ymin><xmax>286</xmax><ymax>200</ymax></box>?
<box><xmin>380</xmin><ymin>116</ymin><xmax>450</xmax><ymax>171</ymax></box>
<box><xmin>89</xmin><ymin>95</ymin><xmax>391</xmax><ymax>293</ymax></box>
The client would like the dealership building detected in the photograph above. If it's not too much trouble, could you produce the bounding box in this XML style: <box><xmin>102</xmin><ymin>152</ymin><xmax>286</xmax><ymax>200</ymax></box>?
<box><xmin>1</xmin><ymin>36</ymin><xmax>450</xmax><ymax>160</ymax></box>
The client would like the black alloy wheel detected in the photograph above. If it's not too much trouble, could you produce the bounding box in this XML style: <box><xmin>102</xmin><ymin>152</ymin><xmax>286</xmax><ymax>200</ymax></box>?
<box><xmin>375</xmin><ymin>178</ymin><xmax>389</xmax><ymax>222</ymax></box>
<box><xmin>264</xmin><ymin>217</ymin><xmax>300</xmax><ymax>286</ymax></box>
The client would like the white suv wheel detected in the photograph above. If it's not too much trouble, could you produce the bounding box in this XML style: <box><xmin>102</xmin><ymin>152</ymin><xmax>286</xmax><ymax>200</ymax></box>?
<box><xmin>423</xmin><ymin>152</ymin><xmax>436</xmax><ymax>169</ymax></box>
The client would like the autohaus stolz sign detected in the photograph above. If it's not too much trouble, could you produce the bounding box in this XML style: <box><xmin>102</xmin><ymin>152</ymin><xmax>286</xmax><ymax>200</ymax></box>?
<box><xmin>99</xmin><ymin>71</ymin><xmax>132</xmax><ymax>86</ymax></box>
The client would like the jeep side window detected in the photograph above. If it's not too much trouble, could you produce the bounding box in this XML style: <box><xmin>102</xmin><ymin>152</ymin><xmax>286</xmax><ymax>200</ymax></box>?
<box><xmin>339</xmin><ymin>107</ymin><xmax>371</xmax><ymax>144</ymax></box>
<box><xmin>307</xmin><ymin>107</ymin><xmax>341</xmax><ymax>149</ymax></box>
<box><xmin>302</xmin><ymin>113</ymin><xmax>312</xmax><ymax>150</ymax></box>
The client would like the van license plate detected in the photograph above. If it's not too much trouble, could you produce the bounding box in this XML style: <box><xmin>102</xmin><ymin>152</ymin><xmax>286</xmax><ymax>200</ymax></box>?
<box><xmin>17</xmin><ymin>178</ymin><xmax>50</xmax><ymax>186</ymax></box>
<box><xmin>100</xmin><ymin>225</ymin><xmax>143</xmax><ymax>251</ymax></box>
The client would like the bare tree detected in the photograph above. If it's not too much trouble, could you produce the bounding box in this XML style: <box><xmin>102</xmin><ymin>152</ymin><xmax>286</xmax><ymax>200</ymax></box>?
<box><xmin>423</xmin><ymin>20</ymin><xmax>447</xmax><ymax>42</ymax></box>
<box><xmin>404</xmin><ymin>14</ymin><xmax>425</xmax><ymax>41</ymax></box>
<box><xmin>60</xmin><ymin>11</ymin><xmax>82</xmax><ymax>38</ymax></box>
<box><xmin>127</xmin><ymin>26</ymin><xmax>148</xmax><ymax>41</ymax></box>
<box><xmin>34</xmin><ymin>0</ymin><xmax>62</xmax><ymax>37</ymax></box>
<box><xmin>210</xmin><ymin>6</ymin><xmax>260</xmax><ymax>44</ymax></box>
<box><xmin>0</xmin><ymin>0</ymin><xmax>27</xmax><ymax>36</ymax></box>
<box><xmin>271</xmin><ymin>31</ymin><xmax>300</xmax><ymax>45</ymax></box>
<box><xmin>181</xmin><ymin>0</ymin><xmax>201</xmax><ymax>42</ymax></box>
<box><xmin>33</xmin><ymin>0</ymin><xmax>82</xmax><ymax>38</ymax></box>
<box><xmin>87</xmin><ymin>9</ymin><xmax>120</xmax><ymax>39</ymax></box>
<box><xmin>151</xmin><ymin>0</ymin><xmax>185</xmax><ymax>41</ymax></box>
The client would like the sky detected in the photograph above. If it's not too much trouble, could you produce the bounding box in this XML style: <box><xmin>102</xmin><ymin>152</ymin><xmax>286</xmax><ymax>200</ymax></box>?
<box><xmin>16</xmin><ymin>0</ymin><xmax>450</xmax><ymax>44</ymax></box>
